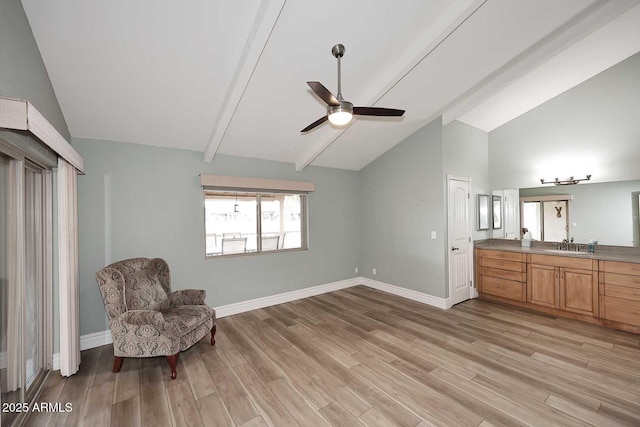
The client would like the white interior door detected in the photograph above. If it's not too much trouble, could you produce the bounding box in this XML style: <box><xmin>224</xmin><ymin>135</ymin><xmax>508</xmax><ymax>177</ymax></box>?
<box><xmin>447</xmin><ymin>176</ymin><xmax>473</xmax><ymax>306</ymax></box>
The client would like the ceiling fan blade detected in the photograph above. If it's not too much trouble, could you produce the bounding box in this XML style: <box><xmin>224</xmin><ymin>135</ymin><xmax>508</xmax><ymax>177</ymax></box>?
<box><xmin>307</xmin><ymin>81</ymin><xmax>340</xmax><ymax>106</ymax></box>
<box><xmin>353</xmin><ymin>107</ymin><xmax>405</xmax><ymax>117</ymax></box>
<box><xmin>301</xmin><ymin>116</ymin><xmax>328</xmax><ymax>133</ymax></box>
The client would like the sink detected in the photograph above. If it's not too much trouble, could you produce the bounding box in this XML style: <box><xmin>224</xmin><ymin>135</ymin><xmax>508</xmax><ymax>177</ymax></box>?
<box><xmin>544</xmin><ymin>249</ymin><xmax>591</xmax><ymax>256</ymax></box>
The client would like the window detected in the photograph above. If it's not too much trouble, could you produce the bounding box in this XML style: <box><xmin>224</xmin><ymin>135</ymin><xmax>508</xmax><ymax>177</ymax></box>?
<box><xmin>204</xmin><ymin>190</ymin><xmax>307</xmax><ymax>257</ymax></box>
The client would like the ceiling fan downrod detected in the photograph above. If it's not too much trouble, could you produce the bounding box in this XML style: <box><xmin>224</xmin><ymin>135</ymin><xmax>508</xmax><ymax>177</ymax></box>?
<box><xmin>332</xmin><ymin>44</ymin><xmax>345</xmax><ymax>100</ymax></box>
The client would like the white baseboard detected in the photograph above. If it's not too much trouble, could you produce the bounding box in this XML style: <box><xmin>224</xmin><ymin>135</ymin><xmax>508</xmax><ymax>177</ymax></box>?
<box><xmin>214</xmin><ymin>277</ymin><xmax>361</xmax><ymax>318</ymax></box>
<box><xmin>51</xmin><ymin>276</ymin><xmax>451</xmax><ymax>370</ymax></box>
<box><xmin>80</xmin><ymin>330</ymin><xmax>113</xmax><ymax>350</ymax></box>
<box><xmin>52</xmin><ymin>353</ymin><xmax>59</xmax><ymax>371</ymax></box>
<box><xmin>359</xmin><ymin>277</ymin><xmax>452</xmax><ymax>309</ymax></box>
<box><xmin>52</xmin><ymin>329</ymin><xmax>113</xmax><ymax>371</ymax></box>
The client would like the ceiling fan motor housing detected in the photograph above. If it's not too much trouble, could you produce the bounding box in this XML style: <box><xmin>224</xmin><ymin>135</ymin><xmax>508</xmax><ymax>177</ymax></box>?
<box><xmin>328</xmin><ymin>100</ymin><xmax>353</xmax><ymax>116</ymax></box>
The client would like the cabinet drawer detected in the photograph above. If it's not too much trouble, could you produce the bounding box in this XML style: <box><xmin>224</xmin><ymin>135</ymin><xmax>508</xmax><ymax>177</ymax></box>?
<box><xmin>605</xmin><ymin>284</ymin><xmax>640</xmax><ymax>302</ymax></box>
<box><xmin>603</xmin><ymin>296</ymin><xmax>640</xmax><ymax>327</ymax></box>
<box><xmin>601</xmin><ymin>261</ymin><xmax>640</xmax><ymax>276</ymax></box>
<box><xmin>480</xmin><ymin>257</ymin><xmax>525</xmax><ymax>272</ymax></box>
<box><xmin>529</xmin><ymin>254</ymin><xmax>594</xmax><ymax>270</ymax></box>
<box><xmin>478</xmin><ymin>249</ymin><xmax>524</xmax><ymax>262</ymax></box>
<box><xmin>480</xmin><ymin>267</ymin><xmax>526</xmax><ymax>282</ymax></box>
<box><xmin>603</xmin><ymin>272</ymin><xmax>640</xmax><ymax>289</ymax></box>
<box><xmin>481</xmin><ymin>276</ymin><xmax>524</xmax><ymax>301</ymax></box>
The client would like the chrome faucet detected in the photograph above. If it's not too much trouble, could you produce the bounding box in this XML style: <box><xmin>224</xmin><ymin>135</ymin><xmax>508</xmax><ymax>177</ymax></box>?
<box><xmin>561</xmin><ymin>237</ymin><xmax>575</xmax><ymax>250</ymax></box>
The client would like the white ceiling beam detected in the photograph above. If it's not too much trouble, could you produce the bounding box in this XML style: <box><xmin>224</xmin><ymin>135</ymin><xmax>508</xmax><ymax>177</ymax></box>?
<box><xmin>441</xmin><ymin>0</ymin><xmax>639</xmax><ymax>127</ymax></box>
<box><xmin>204</xmin><ymin>0</ymin><xmax>286</xmax><ymax>162</ymax></box>
<box><xmin>294</xmin><ymin>0</ymin><xmax>487</xmax><ymax>172</ymax></box>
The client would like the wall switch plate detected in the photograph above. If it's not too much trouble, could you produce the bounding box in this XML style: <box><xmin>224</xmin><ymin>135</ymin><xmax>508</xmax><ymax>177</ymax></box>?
<box><xmin>431</xmin><ymin>231</ymin><xmax>437</xmax><ymax>239</ymax></box>
<box><xmin>372</xmin><ymin>268</ymin><xmax>377</xmax><ymax>275</ymax></box>
<box><xmin>355</xmin><ymin>267</ymin><xmax>358</xmax><ymax>274</ymax></box>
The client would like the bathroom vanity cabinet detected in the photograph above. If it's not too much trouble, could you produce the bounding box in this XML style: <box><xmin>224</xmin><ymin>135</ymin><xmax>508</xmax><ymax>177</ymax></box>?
<box><xmin>475</xmin><ymin>247</ymin><xmax>639</xmax><ymax>334</ymax></box>
<box><xmin>600</xmin><ymin>260</ymin><xmax>640</xmax><ymax>328</ymax></box>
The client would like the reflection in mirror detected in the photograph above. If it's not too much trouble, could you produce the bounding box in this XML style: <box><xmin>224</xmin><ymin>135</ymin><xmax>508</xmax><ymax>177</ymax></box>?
<box><xmin>521</xmin><ymin>199</ymin><xmax>568</xmax><ymax>242</ymax></box>
<box><xmin>477</xmin><ymin>194</ymin><xmax>490</xmax><ymax>230</ymax></box>
<box><xmin>492</xmin><ymin>195</ymin><xmax>502</xmax><ymax>229</ymax></box>
<box><xmin>520</xmin><ymin>179</ymin><xmax>640</xmax><ymax>246</ymax></box>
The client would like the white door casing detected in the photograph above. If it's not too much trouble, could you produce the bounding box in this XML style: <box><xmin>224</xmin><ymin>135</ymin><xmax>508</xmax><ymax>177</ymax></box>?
<box><xmin>447</xmin><ymin>175</ymin><xmax>473</xmax><ymax>306</ymax></box>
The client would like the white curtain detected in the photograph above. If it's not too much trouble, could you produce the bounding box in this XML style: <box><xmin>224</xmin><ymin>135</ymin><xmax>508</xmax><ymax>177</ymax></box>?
<box><xmin>57</xmin><ymin>158</ymin><xmax>80</xmax><ymax>376</ymax></box>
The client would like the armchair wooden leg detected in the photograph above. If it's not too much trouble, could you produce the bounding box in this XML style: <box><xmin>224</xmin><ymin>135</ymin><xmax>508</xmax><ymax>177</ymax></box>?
<box><xmin>112</xmin><ymin>356</ymin><xmax>124</xmax><ymax>373</ymax></box>
<box><xmin>211</xmin><ymin>324</ymin><xmax>217</xmax><ymax>345</ymax></box>
<box><xmin>167</xmin><ymin>354</ymin><xmax>179</xmax><ymax>380</ymax></box>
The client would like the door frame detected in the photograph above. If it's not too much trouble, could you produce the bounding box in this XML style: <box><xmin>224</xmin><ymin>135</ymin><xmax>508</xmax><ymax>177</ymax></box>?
<box><xmin>446</xmin><ymin>174</ymin><xmax>475</xmax><ymax>305</ymax></box>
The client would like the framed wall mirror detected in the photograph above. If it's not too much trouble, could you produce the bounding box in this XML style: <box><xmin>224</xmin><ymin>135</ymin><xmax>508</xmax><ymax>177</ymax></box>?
<box><xmin>477</xmin><ymin>194</ymin><xmax>490</xmax><ymax>230</ymax></box>
<box><xmin>493</xmin><ymin>195</ymin><xmax>502</xmax><ymax>229</ymax></box>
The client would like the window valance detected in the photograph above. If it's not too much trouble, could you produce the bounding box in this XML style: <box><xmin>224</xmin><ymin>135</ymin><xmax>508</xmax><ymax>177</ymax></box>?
<box><xmin>199</xmin><ymin>174</ymin><xmax>315</xmax><ymax>193</ymax></box>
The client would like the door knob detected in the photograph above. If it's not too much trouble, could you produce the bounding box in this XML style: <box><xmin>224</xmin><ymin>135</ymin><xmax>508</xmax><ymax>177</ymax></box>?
<box><xmin>451</xmin><ymin>247</ymin><xmax>459</xmax><ymax>251</ymax></box>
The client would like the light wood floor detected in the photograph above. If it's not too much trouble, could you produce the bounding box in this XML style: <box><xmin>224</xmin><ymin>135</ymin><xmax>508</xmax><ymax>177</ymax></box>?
<box><xmin>26</xmin><ymin>286</ymin><xmax>640</xmax><ymax>427</ymax></box>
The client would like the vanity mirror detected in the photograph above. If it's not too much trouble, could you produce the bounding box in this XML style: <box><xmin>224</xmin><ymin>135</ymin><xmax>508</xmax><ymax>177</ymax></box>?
<box><xmin>477</xmin><ymin>194</ymin><xmax>490</xmax><ymax>230</ymax></box>
<box><xmin>520</xmin><ymin>179</ymin><xmax>640</xmax><ymax>246</ymax></box>
<box><xmin>492</xmin><ymin>195</ymin><xmax>502</xmax><ymax>230</ymax></box>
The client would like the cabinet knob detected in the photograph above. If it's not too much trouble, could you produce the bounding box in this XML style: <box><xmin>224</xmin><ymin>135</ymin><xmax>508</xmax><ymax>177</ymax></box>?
<box><xmin>451</xmin><ymin>247</ymin><xmax>460</xmax><ymax>251</ymax></box>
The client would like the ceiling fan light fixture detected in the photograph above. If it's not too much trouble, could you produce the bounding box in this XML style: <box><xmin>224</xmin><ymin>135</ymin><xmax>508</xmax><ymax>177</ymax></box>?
<box><xmin>327</xmin><ymin>102</ymin><xmax>353</xmax><ymax>126</ymax></box>
<box><xmin>328</xmin><ymin>110</ymin><xmax>352</xmax><ymax>126</ymax></box>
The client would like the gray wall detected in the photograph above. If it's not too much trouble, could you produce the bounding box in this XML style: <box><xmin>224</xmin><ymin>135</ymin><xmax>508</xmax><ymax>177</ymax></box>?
<box><xmin>443</xmin><ymin>120</ymin><xmax>490</xmax><ymax>241</ymax></box>
<box><xmin>489</xmin><ymin>52</ymin><xmax>640</xmax><ymax>189</ymax></box>
<box><xmin>0</xmin><ymin>0</ymin><xmax>69</xmax><ymax>140</ymax></box>
<box><xmin>359</xmin><ymin>118</ymin><xmax>489</xmax><ymax>299</ymax></box>
<box><xmin>359</xmin><ymin>118</ymin><xmax>447</xmax><ymax>297</ymax></box>
<box><xmin>520</xmin><ymin>180</ymin><xmax>640</xmax><ymax>246</ymax></box>
<box><xmin>72</xmin><ymin>138</ymin><xmax>360</xmax><ymax>336</ymax></box>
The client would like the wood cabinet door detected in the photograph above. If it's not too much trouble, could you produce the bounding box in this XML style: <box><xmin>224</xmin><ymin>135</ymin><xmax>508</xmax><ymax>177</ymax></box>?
<box><xmin>560</xmin><ymin>268</ymin><xmax>598</xmax><ymax>316</ymax></box>
<box><xmin>527</xmin><ymin>264</ymin><xmax>558</xmax><ymax>308</ymax></box>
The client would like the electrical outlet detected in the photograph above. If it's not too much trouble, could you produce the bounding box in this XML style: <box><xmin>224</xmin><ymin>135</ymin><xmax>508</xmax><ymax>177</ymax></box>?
<box><xmin>373</xmin><ymin>268</ymin><xmax>377</xmax><ymax>275</ymax></box>
<box><xmin>355</xmin><ymin>267</ymin><xmax>359</xmax><ymax>274</ymax></box>
<box><xmin>431</xmin><ymin>231</ymin><xmax>437</xmax><ymax>239</ymax></box>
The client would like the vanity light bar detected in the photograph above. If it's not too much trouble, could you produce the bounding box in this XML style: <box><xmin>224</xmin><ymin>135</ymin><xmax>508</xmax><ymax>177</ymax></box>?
<box><xmin>540</xmin><ymin>174</ymin><xmax>591</xmax><ymax>186</ymax></box>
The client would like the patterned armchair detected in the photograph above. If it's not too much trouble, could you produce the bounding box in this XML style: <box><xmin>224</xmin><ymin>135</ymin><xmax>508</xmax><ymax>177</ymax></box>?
<box><xmin>96</xmin><ymin>258</ymin><xmax>216</xmax><ymax>379</ymax></box>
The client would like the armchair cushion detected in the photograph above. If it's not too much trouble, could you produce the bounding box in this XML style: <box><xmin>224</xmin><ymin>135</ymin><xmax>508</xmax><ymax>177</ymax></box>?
<box><xmin>120</xmin><ymin>310</ymin><xmax>165</xmax><ymax>330</ymax></box>
<box><xmin>164</xmin><ymin>305</ymin><xmax>215</xmax><ymax>338</ymax></box>
<box><xmin>124</xmin><ymin>270</ymin><xmax>168</xmax><ymax>310</ymax></box>
<box><xmin>169</xmin><ymin>289</ymin><xmax>206</xmax><ymax>306</ymax></box>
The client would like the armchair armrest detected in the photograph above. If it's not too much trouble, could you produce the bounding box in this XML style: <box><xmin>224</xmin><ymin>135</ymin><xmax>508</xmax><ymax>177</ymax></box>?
<box><xmin>169</xmin><ymin>289</ymin><xmax>206</xmax><ymax>306</ymax></box>
<box><xmin>120</xmin><ymin>310</ymin><xmax>165</xmax><ymax>330</ymax></box>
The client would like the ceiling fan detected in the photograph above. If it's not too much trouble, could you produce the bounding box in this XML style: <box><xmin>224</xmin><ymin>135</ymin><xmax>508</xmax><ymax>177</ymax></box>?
<box><xmin>301</xmin><ymin>44</ymin><xmax>405</xmax><ymax>133</ymax></box>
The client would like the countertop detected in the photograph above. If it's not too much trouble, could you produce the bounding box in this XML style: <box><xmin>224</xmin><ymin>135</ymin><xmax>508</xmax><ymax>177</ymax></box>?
<box><xmin>475</xmin><ymin>239</ymin><xmax>640</xmax><ymax>264</ymax></box>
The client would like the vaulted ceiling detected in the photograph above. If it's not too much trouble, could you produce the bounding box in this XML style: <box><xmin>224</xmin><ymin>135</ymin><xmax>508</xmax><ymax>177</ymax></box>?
<box><xmin>21</xmin><ymin>0</ymin><xmax>640</xmax><ymax>171</ymax></box>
